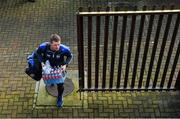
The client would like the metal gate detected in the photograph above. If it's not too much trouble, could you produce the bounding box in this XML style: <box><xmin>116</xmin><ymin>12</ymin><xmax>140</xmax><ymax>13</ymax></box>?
<box><xmin>77</xmin><ymin>7</ymin><xmax>180</xmax><ymax>92</ymax></box>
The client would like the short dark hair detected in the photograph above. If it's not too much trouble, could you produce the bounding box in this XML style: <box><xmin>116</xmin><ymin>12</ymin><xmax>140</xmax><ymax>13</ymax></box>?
<box><xmin>49</xmin><ymin>34</ymin><xmax>61</xmax><ymax>43</ymax></box>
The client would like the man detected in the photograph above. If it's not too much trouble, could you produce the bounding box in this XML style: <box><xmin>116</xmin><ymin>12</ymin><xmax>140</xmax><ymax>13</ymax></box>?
<box><xmin>26</xmin><ymin>34</ymin><xmax>73</xmax><ymax>108</ymax></box>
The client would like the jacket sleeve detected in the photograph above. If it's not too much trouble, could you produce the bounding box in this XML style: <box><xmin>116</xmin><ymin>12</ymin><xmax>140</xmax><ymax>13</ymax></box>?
<box><xmin>35</xmin><ymin>43</ymin><xmax>47</xmax><ymax>63</ymax></box>
<box><xmin>64</xmin><ymin>48</ymin><xmax>73</xmax><ymax>65</ymax></box>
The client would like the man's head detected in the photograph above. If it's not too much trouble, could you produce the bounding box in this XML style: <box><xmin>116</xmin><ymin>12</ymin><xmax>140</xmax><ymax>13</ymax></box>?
<box><xmin>49</xmin><ymin>34</ymin><xmax>61</xmax><ymax>51</ymax></box>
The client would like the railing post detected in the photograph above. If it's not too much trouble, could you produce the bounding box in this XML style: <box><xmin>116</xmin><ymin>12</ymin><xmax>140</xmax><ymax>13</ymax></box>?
<box><xmin>109</xmin><ymin>7</ymin><xmax>119</xmax><ymax>89</ymax></box>
<box><xmin>95</xmin><ymin>7</ymin><xmax>101</xmax><ymax>89</ymax></box>
<box><xmin>77</xmin><ymin>7</ymin><xmax>84</xmax><ymax>91</ymax></box>
<box><xmin>102</xmin><ymin>6</ymin><xmax>110</xmax><ymax>89</ymax></box>
<box><xmin>88</xmin><ymin>7</ymin><xmax>92</xmax><ymax>89</ymax></box>
<box><xmin>117</xmin><ymin>15</ymin><xmax>127</xmax><ymax>89</ymax></box>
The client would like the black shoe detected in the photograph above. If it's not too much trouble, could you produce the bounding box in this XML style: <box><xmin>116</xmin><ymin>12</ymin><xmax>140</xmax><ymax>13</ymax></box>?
<box><xmin>57</xmin><ymin>96</ymin><xmax>63</xmax><ymax>108</ymax></box>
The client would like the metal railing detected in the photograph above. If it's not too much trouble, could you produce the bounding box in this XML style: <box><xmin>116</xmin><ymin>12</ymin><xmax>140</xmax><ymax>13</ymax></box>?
<box><xmin>77</xmin><ymin>7</ymin><xmax>180</xmax><ymax>92</ymax></box>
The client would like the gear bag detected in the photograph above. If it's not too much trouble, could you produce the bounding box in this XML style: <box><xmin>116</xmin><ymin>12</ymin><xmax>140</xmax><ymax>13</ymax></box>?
<box><xmin>25</xmin><ymin>51</ymin><xmax>42</xmax><ymax>81</ymax></box>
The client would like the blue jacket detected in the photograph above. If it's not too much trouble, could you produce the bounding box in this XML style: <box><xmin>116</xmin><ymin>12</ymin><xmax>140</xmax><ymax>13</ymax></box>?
<box><xmin>36</xmin><ymin>42</ymin><xmax>73</xmax><ymax>67</ymax></box>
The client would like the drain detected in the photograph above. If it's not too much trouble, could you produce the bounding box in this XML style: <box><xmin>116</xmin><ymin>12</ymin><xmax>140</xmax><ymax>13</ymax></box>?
<box><xmin>46</xmin><ymin>78</ymin><xmax>74</xmax><ymax>97</ymax></box>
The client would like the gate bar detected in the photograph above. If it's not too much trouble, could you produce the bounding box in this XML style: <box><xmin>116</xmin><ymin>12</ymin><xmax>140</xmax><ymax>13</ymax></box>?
<box><xmin>95</xmin><ymin>7</ymin><xmax>101</xmax><ymax>89</ymax></box>
<box><xmin>110</xmin><ymin>9</ymin><xmax>118</xmax><ymax>88</ymax></box>
<box><xmin>88</xmin><ymin>7</ymin><xmax>92</xmax><ymax>89</ymax></box>
<box><xmin>77</xmin><ymin>10</ymin><xmax>180</xmax><ymax>16</ymax></box>
<box><xmin>77</xmin><ymin>8</ymin><xmax>84</xmax><ymax>89</ymax></box>
<box><xmin>102</xmin><ymin>7</ymin><xmax>110</xmax><ymax>89</ymax></box>
<box><xmin>79</xmin><ymin>88</ymin><xmax>177</xmax><ymax>92</ymax></box>
<box><xmin>117</xmin><ymin>16</ymin><xmax>127</xmax><ymax>88</ymax></box>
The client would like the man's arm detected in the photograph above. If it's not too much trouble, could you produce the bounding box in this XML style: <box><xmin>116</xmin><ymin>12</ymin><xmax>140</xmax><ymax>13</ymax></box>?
<box><xmin>60</xmin><ymin>44</ymin><xmax>73</xmax><ymax>66</ymax></box>
<box><xmin>35</xmin><ymin>43</ymin><xmax>47</xmax><ymax>63</ymax></box>
<box><xmin>64</xmin><ymin>50</ymin><xmax>73</xmax><ymax>65</ymax></box>
<box><xmin>61</xmin><ymin>49</ymin><xmax>72</xmax><ymax>70</ymax></box>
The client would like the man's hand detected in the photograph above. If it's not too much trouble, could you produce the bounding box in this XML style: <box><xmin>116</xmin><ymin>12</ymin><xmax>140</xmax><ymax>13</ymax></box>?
<box><xmin>41</xmin><ymin>62</ymin><xmax>45</xmax><ymax>67</ymax></box>
<box><xmin>61</xmin><ymin>65</ymin><xmax>66</xmax><ymax>71</ymax></box>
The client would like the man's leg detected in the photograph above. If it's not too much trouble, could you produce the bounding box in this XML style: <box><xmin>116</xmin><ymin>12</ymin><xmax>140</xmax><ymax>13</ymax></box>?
<box><xmin>56</xmin><ymin>83</ymin><xmax>64</xmax><ymax>108</ymax></box>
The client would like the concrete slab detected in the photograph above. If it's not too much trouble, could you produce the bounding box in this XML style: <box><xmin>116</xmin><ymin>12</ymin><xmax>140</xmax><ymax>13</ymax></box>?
<box><xmin>33</xmin><ymin>70</ymin><xmax>87</xmax><ymax>109</ymax></box>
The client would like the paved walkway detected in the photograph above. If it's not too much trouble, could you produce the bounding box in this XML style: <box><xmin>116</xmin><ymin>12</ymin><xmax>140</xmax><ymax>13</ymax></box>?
<box><xmin>0</xmin><ymin>0</ymin><xmax>180</xmax><ymax>118</ymax></box>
